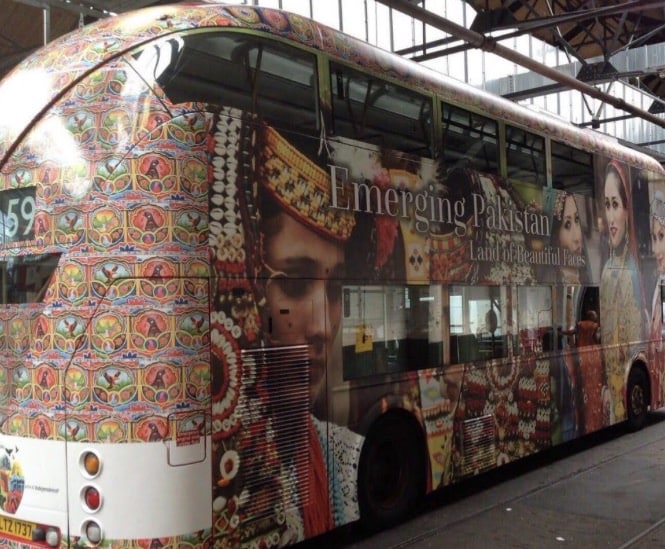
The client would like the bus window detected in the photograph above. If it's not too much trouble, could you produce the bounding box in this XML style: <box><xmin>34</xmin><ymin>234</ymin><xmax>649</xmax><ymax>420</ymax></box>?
<box><xmin>552</xmin><ymin>141</ymin><xmax>594</xmax><ymax>197</ymax></box>
<box><xmin>548</xmin><ymin>285</ymin><xmax>591</xmax><ymax>349</ymax></box>
<box><xmin>506</xmin><ymin>125</ymin><xmax>546</xmax><ymax>187</ymax></box>
<box><xmin>449</xmin><ymin>285</ymin><xmax>507</xmax><ymax>363</ymax></box>
<box><xmin>0</xmin><ymin>253</ymin><xmax>60</xmax><ymax>304</ymax></box>
<box><xmin>517</xmin><ymin>286</ymin><xmax>553</xmax><ymax>353</ymax></box>
<box><xmin>342</xmin><ymin>285</ymin><xmax>442</xmax><ymax>379</ymax></box>
<box><xmin>441</xmin><ymin>103</ymin><xmax>498</xmax><ymax>174</ymax></box>
<box><xmin>558</xmin><ymin>285</ymin><xmax>600</xmax><ymax>348</ymax></box>
<box><xmin>146</xmin><ymin>32</ymin><xmax>319</xmax><ymax>135</ymax></box>
<box><xmin>331</xmin><ymin>64</ymin><xmax>433</xmax><ymax>157</ymax></box>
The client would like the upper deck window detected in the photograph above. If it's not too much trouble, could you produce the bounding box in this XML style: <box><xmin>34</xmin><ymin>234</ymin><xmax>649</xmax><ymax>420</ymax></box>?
<box><xmin>551</xmin><ymin>141</ymin><xmax>594</xmax><ymax>197</ymax></box>
<box><xmin>506</xmin><ymin>125</ymin><xmax>546</xmax><ymax>187</ymax></box>
<box><xmin>441</xmin><ymin>103</ymin><xmax>498</xmax><ymax>173</ymax></box>
<box><xmin>143</xmin><ymin>32</ymin><xmax>319</xmax><ymax>135</ymax></box>
<box><xmin>331</xmin><ymin>64</ymin><xmax>433</xmax><ymax>157</ymax></box>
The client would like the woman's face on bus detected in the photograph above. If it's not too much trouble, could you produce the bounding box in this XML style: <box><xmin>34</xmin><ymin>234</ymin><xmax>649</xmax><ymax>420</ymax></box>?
<box><xmin>558</xmin><ymin>195</ymin><xmax>582</xmax><ymax>255</ymax></box>
<box><xmin>264</xmin><ymin>212</ymin><xmax>344</xmax><ymax>407</ymax></box>
<box><xmin>604</xmin><ymin>171</ymin><xmax>627</xmax><ymax>250</ymax></box>
<box><xmin>652</xmin><ymin>217</ymin><xmax>665</xmax><ymax>273</ymax></box>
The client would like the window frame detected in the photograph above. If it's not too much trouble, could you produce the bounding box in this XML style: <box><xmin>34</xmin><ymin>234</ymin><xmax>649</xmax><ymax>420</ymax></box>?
<box><xmin>330</xmin><ymin>62</ymin><xmax>435</xmax><ymax>157</ymax></box>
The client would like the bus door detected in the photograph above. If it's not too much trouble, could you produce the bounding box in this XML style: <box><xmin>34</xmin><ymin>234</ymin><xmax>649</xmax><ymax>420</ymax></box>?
<box><xmin>412</xmin><ymin>284</ymin><xmax>464</xmax><ymax>489</ymax></box>
<box><xmin>450</xmin><ymin>285</ymin><xmax>523</xmax><ymax>477</ymax></box>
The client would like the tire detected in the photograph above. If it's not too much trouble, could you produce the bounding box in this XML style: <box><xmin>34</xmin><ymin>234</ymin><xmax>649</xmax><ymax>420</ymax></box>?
<box><xmin>357</xmin><ymin>414</ymin><xmax>425</xmax><ymax>531</ymax></box>
<box><xmin>626</xmin><ymin>367</ymin><xmax>649</xmax><ymax>432</ymax></box>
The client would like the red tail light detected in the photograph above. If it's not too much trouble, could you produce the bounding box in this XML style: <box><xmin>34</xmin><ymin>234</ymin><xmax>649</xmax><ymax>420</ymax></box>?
<box><xmin>82</xmin><ymin>486</ymin><xmax>101</xmax><ymax>512</ymax></box>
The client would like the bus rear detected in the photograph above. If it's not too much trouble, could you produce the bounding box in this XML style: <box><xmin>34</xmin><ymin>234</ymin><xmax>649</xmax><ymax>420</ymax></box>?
<box><xmin>0</xmin><ymin>5</ymin><xmax>215</xmax><ymax>547</ymax></box>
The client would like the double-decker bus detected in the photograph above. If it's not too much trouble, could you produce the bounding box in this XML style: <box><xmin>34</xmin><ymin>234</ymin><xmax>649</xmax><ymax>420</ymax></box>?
<box><xmin>0</xmin><ymin>2</ymin><xmax>663</xmax><ymax>547</ymax></box>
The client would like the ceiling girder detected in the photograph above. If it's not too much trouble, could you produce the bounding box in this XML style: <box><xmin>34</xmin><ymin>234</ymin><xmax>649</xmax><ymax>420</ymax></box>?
<box><xmin>15</xmin><ymin>0</ymin><xmax>110</xmax><ymax>19</ymax></box>
<box><xmin>380</xmin><ymin>0</ymin><xmax>665</xmax><ymax>132</ymax></box>
<box><xmin>488</xmin><ymin>42</ymin><xmax>665</xmax><ymax>102</ymax></box>
<box><xmin>14</xmin><ymin>0</ymin><xmax>158</xmax><ymax>19</ymax></box>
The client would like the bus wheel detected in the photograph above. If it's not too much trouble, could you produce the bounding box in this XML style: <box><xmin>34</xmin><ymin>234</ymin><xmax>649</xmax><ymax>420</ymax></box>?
<box><xmin>627</xmin><ymin>367</ymin><xmax>648</xmax><ymax>432</ymax></box>
<box><xmin>358</xmin><ymin>414</ymin><xmax>424</xmax><ymax>531</ymax></box>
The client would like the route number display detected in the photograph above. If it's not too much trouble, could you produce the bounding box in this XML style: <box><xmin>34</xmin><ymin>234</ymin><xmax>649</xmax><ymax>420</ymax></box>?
<box><xmin>0</xmin><ymin>187</ymin><xmax>36</xmax><ymax>244</ymax></box>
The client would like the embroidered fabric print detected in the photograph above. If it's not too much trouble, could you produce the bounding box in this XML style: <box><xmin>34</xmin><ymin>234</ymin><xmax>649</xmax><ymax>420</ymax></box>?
<box><xmin>313</xmin><ymin>415</ymin><xmax>363</xmax><ymax>526</ymax></box>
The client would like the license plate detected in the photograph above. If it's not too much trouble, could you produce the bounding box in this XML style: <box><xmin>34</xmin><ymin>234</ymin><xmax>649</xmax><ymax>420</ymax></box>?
<box><xmin>0</xmin><ymin>514</ymin><xmax>35</xmax><ymax>542</ymax></box>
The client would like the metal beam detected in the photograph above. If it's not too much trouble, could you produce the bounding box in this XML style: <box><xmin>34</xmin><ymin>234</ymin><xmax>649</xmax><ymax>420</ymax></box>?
<box><xmin>486</xmin><ymin>42</ymin><xmax>665</xmax><ymax>102</ymax></box>
<box><xmin>473</xmin><ymin>1</ymin><xmax>654</xmax><ymax>35</ymax></box>
<box><xmin>578</xmin><ymin>114</ymin><xmax>634</xmax><ymax>128</ymax></box>
<box><xmin>13</xmin><ymin>0</ymin><xmax>110</xmax><ymax>19</ymax></box>
<box><xmin>399</xmin><ymin>1</ymin><xmax>665</xmax><ymax>62</ymax></box>
<box><xmin>42</xmin><ymin>3</ymin><xmax>50</xmax><ymax>45</ymax></box>
<box><xmin>13</xmin><ymin>0</ymin><xmax>160</xmax><ymax>20</ymax></box>
<box><xmin>377</xmin><ymin>0</ymin><xmax>665</xmax><ymax>131</ymax></box>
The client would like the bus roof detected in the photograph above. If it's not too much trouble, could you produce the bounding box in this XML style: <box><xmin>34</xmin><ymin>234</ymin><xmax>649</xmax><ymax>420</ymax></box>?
<box><xmin>0</xmin><ymin>2</ymin><xmax>662</xmax><ymax>173</ymax></box>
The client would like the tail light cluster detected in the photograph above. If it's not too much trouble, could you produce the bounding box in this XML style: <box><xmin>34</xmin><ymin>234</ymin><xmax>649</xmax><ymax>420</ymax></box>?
<box><xmin>79</xmin><ymin>450</ymin><xmax>103</xmax><ymax>545</ymax></box>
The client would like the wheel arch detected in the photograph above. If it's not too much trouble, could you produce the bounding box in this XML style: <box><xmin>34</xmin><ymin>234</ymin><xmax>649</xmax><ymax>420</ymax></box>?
<box><xmin>360</xmin><ymin>405</ymin><xmax>428</xmax><ymax>464</ymax></box>
<box><xmin>356</xmin><ymin>406</ymin><xmax>429</xmax><ymax>529</ymax></box>
<box><xmin>625</xmin><ymin>359</ymin><xmax>651</xmax><ymax>431</ymax></box>
<box><xmin>626</xmin><ymin>358</ymin><xmax>651</xmax><ymax>409</ymax></box>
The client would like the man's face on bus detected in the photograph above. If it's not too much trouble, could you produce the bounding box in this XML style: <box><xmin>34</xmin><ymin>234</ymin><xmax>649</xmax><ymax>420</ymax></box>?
<box><xmin>264</xmin><ymin>212</ymin><xmax>344</xmax><ymax>407</ymax></box>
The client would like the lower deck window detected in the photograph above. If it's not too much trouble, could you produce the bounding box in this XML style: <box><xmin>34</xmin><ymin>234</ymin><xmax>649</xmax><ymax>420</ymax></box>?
<box><xmin>449</xmin><ymin>285</ymin><xmax>509</xmax><ymax>363</ymax></box>
<box><xmin>342</xmin><ymin>285</ymin><xmax>443</xmax><ymax>379</ymax></box>
<box><xmin>0</xmin><ymin>253</ymin><xmax>60</xmax><ymax>303</ymax></box>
